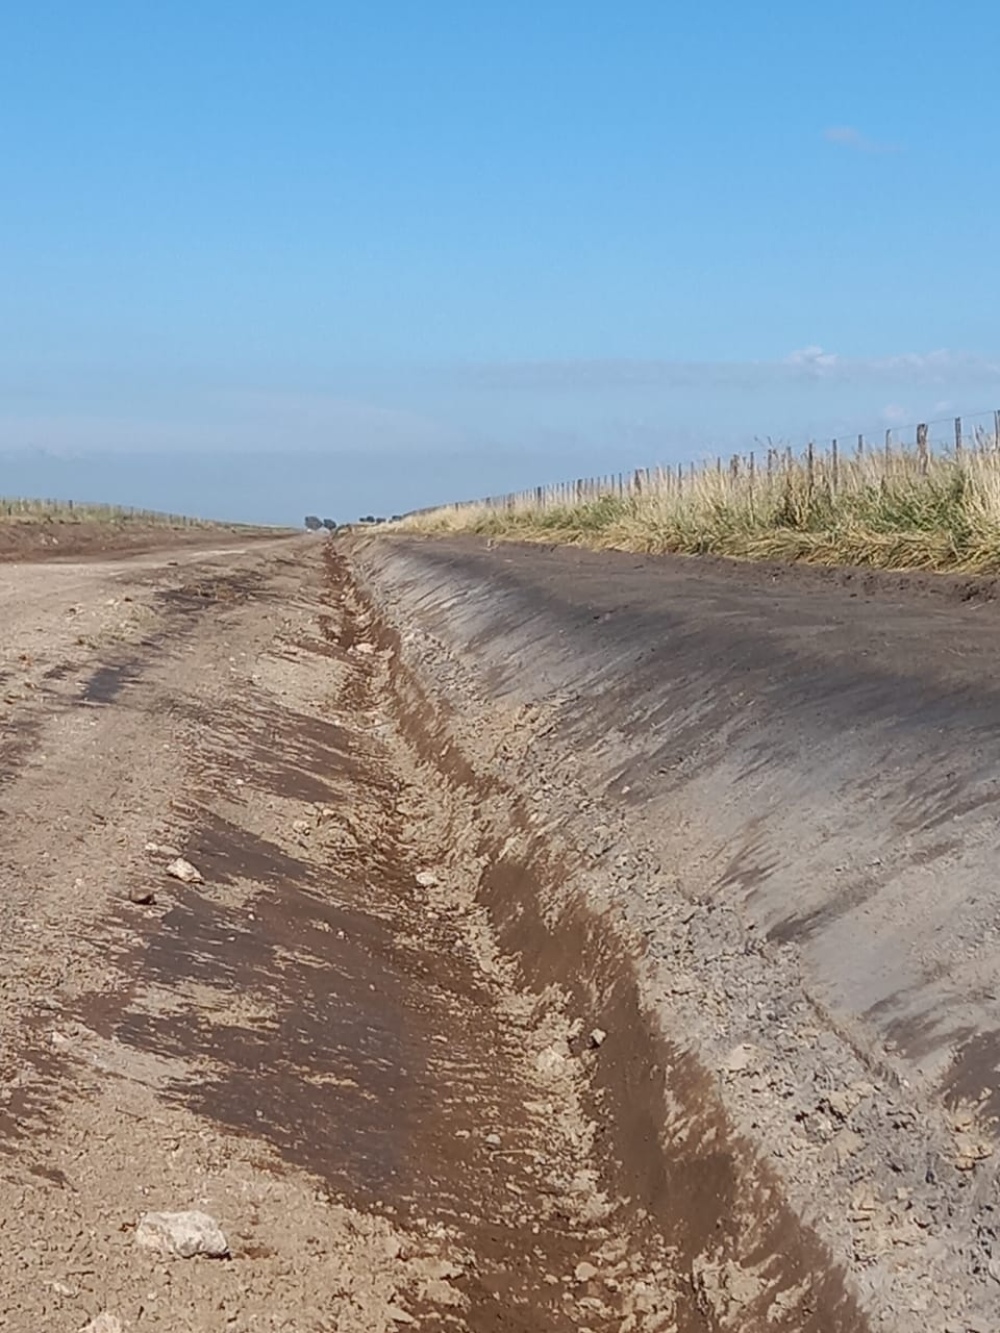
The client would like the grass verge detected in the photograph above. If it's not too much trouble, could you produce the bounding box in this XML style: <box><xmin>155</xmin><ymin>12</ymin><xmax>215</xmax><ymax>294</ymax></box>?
<box><xmin>390</xmin><ymin>447</ymin><xmax>1000</xmax><ymax>574</ymax></box>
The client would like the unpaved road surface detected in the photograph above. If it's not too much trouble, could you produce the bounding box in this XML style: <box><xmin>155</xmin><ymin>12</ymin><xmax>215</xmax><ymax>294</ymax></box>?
<box><xmin>13</xmin><ymin>530</ymin><xmax>997</xmax><ymax>1333</ymax></box>
<box><xmin>0</xmin><ymin>538</ymin><xmax>682</xmax><ymax>1332</ymax></box>
<box><xmin>0</xmin><ymin>519</ymin><xmax>283</xmax><ymax>564</ymax></box>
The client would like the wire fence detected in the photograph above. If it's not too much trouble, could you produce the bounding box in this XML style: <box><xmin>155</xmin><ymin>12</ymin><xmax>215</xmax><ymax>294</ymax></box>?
<box><xmin>0</xmin><ymin>496</ymin><xmax>207</xmax><ymax>525</ymax></box>
<box><xmin>407</xmin><ymin>407</ymin><xmax>1000</xmax><ymax>518</ymax></box>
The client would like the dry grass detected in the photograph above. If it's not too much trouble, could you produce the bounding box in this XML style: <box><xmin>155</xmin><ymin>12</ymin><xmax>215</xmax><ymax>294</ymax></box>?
<box><xmin>0</xmin><ymin>497</ymin><xmax>211</xmax><ymax>527</ymax></box>
<box><xmin>390</xmin><ymin>441</ymin><xmax>1000</xmax><ymax>574</ymax></box>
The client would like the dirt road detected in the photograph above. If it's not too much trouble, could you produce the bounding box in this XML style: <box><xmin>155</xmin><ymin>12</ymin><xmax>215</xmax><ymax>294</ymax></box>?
<box><xmin>0</xmin><ymin>538</ymin><xmax>691</xmax><ymax>1332</ymax></box>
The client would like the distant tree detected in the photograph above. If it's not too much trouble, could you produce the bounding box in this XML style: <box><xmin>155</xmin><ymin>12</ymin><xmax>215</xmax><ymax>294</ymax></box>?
<box><xmin>391</xmin><ymin>514</ymin><xmax>403</xmax><ymax>522</ymax></box>
<box><xmin>304</xmin><ymin>515</ymin><xmax>322</xmax><ymax>531</ymax></box>
<box><xmin>321</xmin><ymin>518</ymin><xmax>337</xmax><ymax>531</ymax></box>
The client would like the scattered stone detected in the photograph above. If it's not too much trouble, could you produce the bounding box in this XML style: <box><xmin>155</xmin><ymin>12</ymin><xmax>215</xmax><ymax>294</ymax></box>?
<box><xmin>135</xmin><ymin>1209</ymin><xmax>229</xmax><ymax>1259</ymax></box>
<box><xmin>575</xmin><ymin>1261</ymin><xmax>599</xmax><ymax>1283</ymax></box>
<box><xmin>165</xmin><ymin>857</ymin><xmax>204</xmax><ymax>885</ymax></box>
<box><xmin>825</xmin><ymin>1082</ymin><xmax>875</xmax><ymax>1121</ymax></box>
<box><xmin>830</xmin><ymin>1128</ymin><xmax>866</xmax><ymax>1168</ymax></box>
<box><xmin>415</xmin><ymin>870</ymin><xmax>439</xmax><ymax>889</ymax></box>
<box><xmin>291</xmin><ymin>818</ymin><xmax>312</xmax><ymax>835</ymax></box>
<box><xmin>722</xmin><ymin>1042</ymin><xmax>760</xmax><ymax>1076</ymax></box>
<box><xmin>954</xmin><ymin>1135</ymin><xmax>993</xmax><ymax>1170</ymax></box>
<box><xmin>484</xmin><ymin>1133</ymin><xmax>502</xmax><ymax>1147</ymax></box>
<box><xmin>144</xmin><ymin>842</ymin><xmax>183</xmax><ymax>860</ymax></box>
<box><xmin>82</xmin><ymin>1317</ymin><xmax>124</xmax><ymax>1333</ymax></box>
<box><xmin>352</xmin><ymin>642</ymin><xmax>376</xmax><ymax>656</ymax></box>
<box><xmin>588</xmin><ymin>1028</ymin><xmax>607</xmax><ymax>1050</ymax></box>
<box><xmin>128</xmin><ymin>885</ymin><xmax>155</xmax><ymax>905</ymax></box>
<box><xmin>535</xmin><ymin>1045</ymin><xmax>567</xmax><ymax>1076</ymax></box>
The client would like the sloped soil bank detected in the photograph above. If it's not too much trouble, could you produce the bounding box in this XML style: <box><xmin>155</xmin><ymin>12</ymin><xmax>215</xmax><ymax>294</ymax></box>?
<box><xmin>344</xmin><ymin>532</ymin><xmax>1000</xmax><ymax>1333</ymax></box>
<box><xmin>337</xmin><ymin>544</ymin><xmax>869</xmax><ymax>1333</ymax></box>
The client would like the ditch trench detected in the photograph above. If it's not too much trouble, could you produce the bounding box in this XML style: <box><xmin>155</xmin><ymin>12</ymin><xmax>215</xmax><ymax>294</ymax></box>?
<box><xmin>0</xmin><ymin>540</ymin><xmax>868</xmax><ymax>1331</ymax></box>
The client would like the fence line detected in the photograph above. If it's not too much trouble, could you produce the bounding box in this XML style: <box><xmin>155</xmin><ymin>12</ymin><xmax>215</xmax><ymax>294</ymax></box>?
<box><xmin>406</xmin><ymin>408</ymin><xmax>1000</xmax><ymax>519</ymax></box>
<box><xmin>0</xmin><ymin>496</ymin><xmax>202</xmax><ymax>525</ymax></box>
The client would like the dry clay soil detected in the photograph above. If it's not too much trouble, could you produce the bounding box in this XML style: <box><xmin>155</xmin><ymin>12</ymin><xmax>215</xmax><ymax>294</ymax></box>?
<box><xmin>0</xmin><ymin>535</ymin><xmax>685</xmax><ymax>1333</ymax></box>
<box><xmin>6</xmin><ymin>532</ymin><xmax>1000</xmax><ymax>1333</ymax></box>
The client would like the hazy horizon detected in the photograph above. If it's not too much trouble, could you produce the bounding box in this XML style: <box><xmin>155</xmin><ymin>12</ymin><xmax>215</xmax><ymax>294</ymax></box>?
<box><xmin>3</xmin><ymin>3</ymin><xmax>1000</xmax><ymax>523</ymax></box>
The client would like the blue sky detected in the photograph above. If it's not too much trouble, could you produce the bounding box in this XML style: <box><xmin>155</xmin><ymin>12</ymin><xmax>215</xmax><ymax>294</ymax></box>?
<box><xmin>2</xmin><ymin>2</ymin><xmax>999</xmax><ymax>523</ymax></box>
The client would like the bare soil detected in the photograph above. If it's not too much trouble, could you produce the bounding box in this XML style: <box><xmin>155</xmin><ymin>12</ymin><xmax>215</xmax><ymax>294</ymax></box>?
<box><xmin>0</xmin><ymin>536</ymin><xmax>685</xmax><ymax>1332</ymax></box>
<box><xmin>0</xmin><ymin>518</ymin><xmax>290</xmax><ymax>564</ymax></box>
<box><xmin>345</xmin><ymin>532</ymin><xmax>1000</xmax><ymax>1333</ymax></box>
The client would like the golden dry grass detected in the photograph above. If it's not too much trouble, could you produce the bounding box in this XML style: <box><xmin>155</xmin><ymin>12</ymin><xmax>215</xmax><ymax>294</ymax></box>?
<box><xmin>0</xmin><ymin>497</ymin><xmax>210</xmax><ymax>527</ymax></box>
<box><xmin>389</xmin><ymin>443</ymin><xmax>1000</xmax><ymax>574</ymax></box>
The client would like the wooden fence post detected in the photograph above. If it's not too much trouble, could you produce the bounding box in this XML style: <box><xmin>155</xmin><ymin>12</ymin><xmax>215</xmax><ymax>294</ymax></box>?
<box><xmin>806</xmin><ymin>440</ymin><xmax>815</xmax><ymax>493</ymax></box>
<box><xmin>831</xmin><ymin>438</ymin><xmax>839</xmax><ymax>493</ymax></box>
<box><xmin>954</xmin><ymin>416</ymin><xmax>963</xmax><ymax>459</ymax></box>
<box><xmin>916</xmin><ymin>423</ymin><xmax>929</xmax><ymax>474</ymax></box>
<box><xmin>884</xmin><ymin>429</ymin><xmax>892</xmax><ymax>463</ymax></box>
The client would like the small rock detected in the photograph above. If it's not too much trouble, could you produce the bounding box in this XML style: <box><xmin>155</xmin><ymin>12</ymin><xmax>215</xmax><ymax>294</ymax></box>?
<box><xmin>135</xmin><ymin>1209</ymin><xmax>229</xmax><ymax>1259</ymax></box>
<box><xmin>415</xmin><ymin>870</ymin><xmax>439</xmax><ymax>889</ymax></box>
<box><xmin>291</xmin><ymin>819</ymin><xmax>312</xmax><ymax>836</ymax></box>
<box><xmin>722</xmin><ymin>1043</ymin><xmax>760</xmax><ymax>1076</ymax></box>
<box><xmin>145</xmin><ymin>842</ymin><xmax>183</xmax><ymax>861</ymax></box>
<box><xmin>484</xmin><ymin>1133</ymin><xmax>501</xmax><ymax>1147</ymax></box>
<box><xmin>589</xmin><ymin>1028</ymin><xmax>607</xmax><ymax>1050</ymax></box>
<box><xmin>128</xmin><ymin>885</ymin><xmax>155</xmax><ymax>905</ymax></box>
<box><xmin>830</xmin><ymin>1128</ymin><xmax>865</xmax><ymax>1168</ymax></box>
<box><xmin>82</xmin><ymin>1317</ymin><xmax>124</xmax><ymax>1333</ymax></box>
<box><xmin>535</xmin><ymin>1045</ymin><xmax>567</xmax><ymax>1076</ymax></box>
<box><xmin>352</xmin><ymin>642</ymin><xmax>376</xmax><ymax>656</ymax></box>
<box><xmin>165</xmin><ymin>858</ymin><xmax>204</xmax><ymax>886</ymax></box>
<box><xmin>574</xmin><ymin>1261</ymin><xmax>599</xmax><ymax>1283</ymax></box>
<box><xmin>954</xmin><ymin>1135</ymin><xmax>993</xmax><ymax>1170</ymax></box>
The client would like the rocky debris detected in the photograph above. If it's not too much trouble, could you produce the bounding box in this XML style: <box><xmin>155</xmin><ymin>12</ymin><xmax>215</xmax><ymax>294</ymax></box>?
<box><xmin>291</xmin><ymin>818</ymin><xmax>312</xmax><ymax>836</ymax></box>
<box><xmin>82</xmin><ymin>1316</ymin><xmax>124</xmax><ymax>1333</ymax></box>
<box><xmin>351</xmin><ymin>642</ymin><xmax>376</xmax><ymax>656</ymax></box>
<box><xmin>415</xmin><ymin>869</ymin><xmax>439</xmax><ymax>889</ymax></box>
<box><xmin>535</xmin><ymin>1044</ymin><xmax>568</xmax><ymax>1076</ymax></box>
<box><xmin>144</xmin><ymin>841</ymin><xmax>183</xmax><ymax>861</ymax></box>
<box><xmin>135</xmin><ymin>1209</ymin><xmax>229</xmax><ymax>1259</ymax></box>
<box><xmin>165</xmin><ymin>857</ymin><xmax>204</xmax><ymax>885</ymax></box>
<box><xmin>954</xmin><ymin>1135</ymin><xmax>993</xmax><ymax>1171</ymax></box>
<box><xmin>588</xmin><ymin>1028</ymin><xmax>607</xmax><ymax>1050</ymax></box>
<box><xmin>128</xmin><ymin>884</ymin><xmax>156</xmax><ymax>905</ymax></box>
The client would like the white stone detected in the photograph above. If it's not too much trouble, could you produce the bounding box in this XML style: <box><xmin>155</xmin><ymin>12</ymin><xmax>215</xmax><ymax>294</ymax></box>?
<box><xmin>136</xmin><ymin>1209</ymin><xmax>229</xmax><ymax>1259</ymax></box>
<box><xmin>165</xmin><ymin>858</ymin><xmax>204</xmax><ymax>885</ymax></box>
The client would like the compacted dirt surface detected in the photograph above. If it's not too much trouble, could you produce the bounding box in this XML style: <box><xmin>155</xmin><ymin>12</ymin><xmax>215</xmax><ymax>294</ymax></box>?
<box><xmin>0</xmin><ymin>535</ymin><xmax>686</xmax><ymax>1333</ymax></box>
<box><xmin>11</xmin><ymin>529</ymin><xmax>1000</xmax><ymax>1333</ymax></box>
<box><xmin>0</xmin><ymin>519</ymin><xmax>282</xmax><ymax>564</ymax></box>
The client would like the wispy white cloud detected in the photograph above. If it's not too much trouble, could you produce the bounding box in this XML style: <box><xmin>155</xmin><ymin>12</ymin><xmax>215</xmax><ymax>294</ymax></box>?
<box><xmin>785</xmin><ymin>345</ymin><xmax>840</xmax><ymax>374</ymax></box>
<box><xmin>458</xmin><ymin>350</ymin><xmax>1000</xmax><ymax>392</ymax></box>
<box><xmin>879</xmin><ymin>403</ymin><xmax>909</xmax><ymax>425</ymax></box>
<box><xmin>823</xmin><ymin>125</ymin><xmax>901</xmax><ymax>154</ymax></box>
